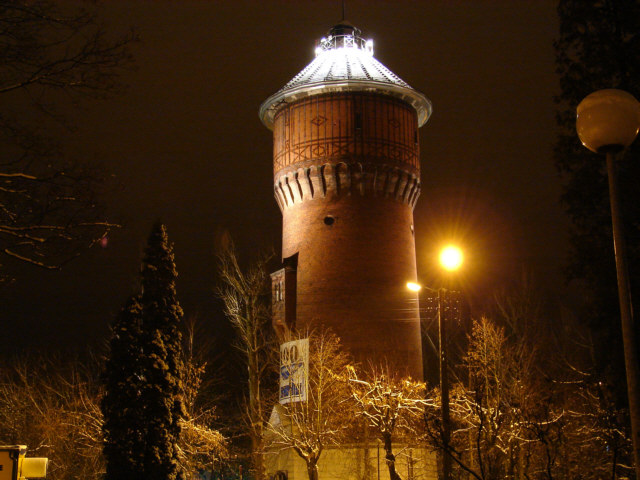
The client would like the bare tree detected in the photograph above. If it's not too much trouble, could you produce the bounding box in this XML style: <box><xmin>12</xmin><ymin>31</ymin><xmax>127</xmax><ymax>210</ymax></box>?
<box><xmin>179</xmin><ymin>359</ymin><xmax>227</xmax><ymax>479</ymax></box>
<box><xmin>264</xmin><ymin>331</ymin><xmax>352</xmax><ymax>480</ymax></box>
<box><xmin>0</xmin><ymin>357</ymin><xmax>105</xmax><ymax>480</ymax></box>
<box><xmin>552</xmin><ymin>347</ymin><xmax>635</xmax><ymax>479</ymax></box>
<box><xmin>0</xmin><ymin>1</ymin><xmax>135</xmax><ymax>273</ymax></box>
<box><xmin>492</xmin><ymin>277</ymin><xmax>635</xmax><ymax>479</ymax></box>
<box><xmin>424</xmin><ymin>314</ymin><xmax>635</xmax><ymax>480</ymax></box>
<box><xmin>217</xmin><ymin>239</ymin><xmax>276</xmax><ymax>479</ymax></box>
<box><xmin>491</xmin><ymin>271</ymin><xmax>543</xmax><ymax>344</ymax></box>
<box><xmin>423</xmin><ymin>317</ymin><xmax>565</xmax><ymax>480</ymax></box>
<box><xmin>347</xmin><ymin>366</ymin><xmax>429</xmax><ymax>480</ymax></box>
<box><xmin>179</xmin><ymin>316</ymin><xmax>228</xmax><ymax>478</ymax></box>
<box><xmin>0</xmin><ymin>353</ymin><xmax>226</xmax><ymax>480</ymax></box>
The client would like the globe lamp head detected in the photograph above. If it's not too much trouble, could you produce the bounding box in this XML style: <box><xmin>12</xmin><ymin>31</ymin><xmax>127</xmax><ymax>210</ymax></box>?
<box><xmin>576</xmin><ymin>89</ymin><xmax>640</xmax><ymax>153</ymax></box>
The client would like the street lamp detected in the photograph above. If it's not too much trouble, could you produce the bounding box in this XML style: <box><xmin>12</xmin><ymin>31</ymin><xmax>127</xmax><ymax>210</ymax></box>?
<box><xmin>576</xmin><ymin>88</ymin><xmax>640</xmax><ymax>479</ymax></box>
<box><xmin>407</xmin><ymin>244</ymin><xmax>463</xmax><ymax>480</ymax></box>
<box><xmin>437</xmin><ymin>245</ymin><xmax>462</xmax><ymax>480</ymax></box>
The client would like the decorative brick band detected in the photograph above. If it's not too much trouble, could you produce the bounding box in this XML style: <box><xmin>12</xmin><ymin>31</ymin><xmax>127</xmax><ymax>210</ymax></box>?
<box><xmin>274</xmin><ymin>162</ymin><xmax>420</xmax><ymax>211</ymax></box>
<box><xmin>272</xmin><ymin>93</ymin><xmax>421</xmax><ymax>176</ymax></box>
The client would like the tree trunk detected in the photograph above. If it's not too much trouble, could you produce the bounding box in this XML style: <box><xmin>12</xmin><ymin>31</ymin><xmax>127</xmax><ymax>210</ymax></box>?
<box><xmin>383</xmin><ymin>433</ymin><xmax>403</xmax><ymax>480</ymax></box>
<box><xmin>249</xmin><ymin>338</ymin><xmax>265</xmax><ymax>480</ymax></box>
<box><xmin>507</xmin><ymin>444</ymin><xmax>515</xmax><ymax>479</ymax></box>
<box><xmin>363</xmin><ymin>426</ymin><xmax>371</xmax><ymax>480</ymax></box>
<box><xmin>306</xmin><ymin>459</ymin><xmax>319</xmax><ymax>480</ymax></box>
<box><xmin>251</xmin><ymin>436</ymin><xmax>264</xmax><ymax>480</ymax></box>
<box><xmin>517</xmin><ymin>444</ymin><xmax>524</xmax><ymax>480</ymax></box>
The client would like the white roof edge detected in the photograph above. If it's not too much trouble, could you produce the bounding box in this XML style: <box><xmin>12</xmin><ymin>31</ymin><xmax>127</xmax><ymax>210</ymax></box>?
<box><xmin>259</xmin><ymin>80</ymin><xmax>433</xmax><ymax>130</ymax></box>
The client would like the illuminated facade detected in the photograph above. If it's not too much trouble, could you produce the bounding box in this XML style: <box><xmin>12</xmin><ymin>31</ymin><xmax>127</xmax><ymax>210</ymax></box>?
<box><xmin>260</xmin><ymin>21</ymin><xmax>431</xmax><ymax>381</ymax></box>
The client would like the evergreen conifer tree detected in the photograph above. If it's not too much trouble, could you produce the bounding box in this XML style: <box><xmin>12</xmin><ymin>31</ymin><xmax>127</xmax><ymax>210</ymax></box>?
<box><xmin>139</xmin><ymin>222</ymin><xmax>186</xmax><ymax>480</ymax></box>
<box><xmin>102</xmin><ymin>295</ymin><xmax>145</xmax><ymax>480</ymax></box>
<box><xmin>554</xmin><ymin>0</ymin><xmax>640</xmax><ymax>380</ymax></box>
<box><xmin>102</xmin><ymin>222</ymin><xmax>186</xmax><ymax>480</ymax></box>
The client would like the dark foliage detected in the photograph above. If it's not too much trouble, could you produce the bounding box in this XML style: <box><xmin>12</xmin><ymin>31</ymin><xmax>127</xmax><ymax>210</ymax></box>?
<box><xmin>139</xmin><ymin>222</ymin><xmax>186</xmax><ymax>480</ymax></box>
<box><xmin>102</xmin><ymin>222</ymin><xmax>186</xmax><ymax>480</ymax></box>
<box><xmin>101</xmin><ymin>296</ymin><xmax>145</xmax><ymax>480</ymax></box>
<box><xmin>554</xmin><ymin>0</ymin><xmax>640</xmax><ymax>388</ymax></box>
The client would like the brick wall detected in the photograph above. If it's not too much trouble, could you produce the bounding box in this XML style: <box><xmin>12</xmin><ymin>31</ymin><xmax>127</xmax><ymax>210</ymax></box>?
<box><xmin>271</xmin><ymin>92</ymin><xmax>424</xmax><ymax>380</ymax></box>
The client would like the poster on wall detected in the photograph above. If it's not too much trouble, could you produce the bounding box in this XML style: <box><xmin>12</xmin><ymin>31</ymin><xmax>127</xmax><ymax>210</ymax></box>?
<box><xmin>279</xmin><ymin>338</ymin><xmax>309</xmax><ymax>404</ymax></box>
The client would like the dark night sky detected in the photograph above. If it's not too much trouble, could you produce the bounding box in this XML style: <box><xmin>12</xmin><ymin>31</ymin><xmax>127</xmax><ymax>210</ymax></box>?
<box><xmin>1</xmin><ymin>1</ymin><xmax>569</xmax><ymax>354</ymax></box>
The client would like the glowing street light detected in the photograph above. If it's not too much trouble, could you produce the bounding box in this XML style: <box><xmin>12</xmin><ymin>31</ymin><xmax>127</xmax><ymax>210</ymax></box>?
<box><xmin>577</xmin><ymin>89</ymin><xmax>640</xmax><ymax>479</ymax></box>
<box><xmin>439</xmin><ymin>245</ymin><xmax>463</xmax><ymax>272</ymax></box>
<box><xmin>406</xmin><ymin>281</ymin><xmax>422</xmax><ymax>292</ymax></box>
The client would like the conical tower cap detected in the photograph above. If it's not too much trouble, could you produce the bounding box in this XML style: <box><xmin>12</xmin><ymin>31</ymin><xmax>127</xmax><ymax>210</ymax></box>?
<box><xmin>260</xmin><ymin>24</ymin><xmax>432</xmax><ymax>129</ymax></box>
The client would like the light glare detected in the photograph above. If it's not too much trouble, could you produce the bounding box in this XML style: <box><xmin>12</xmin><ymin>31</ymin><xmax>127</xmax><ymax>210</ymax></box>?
<box><xmin>406</xmin><ymin>282</ymin><xmax>422</xmax><ymax>292</ymax></box>
<box><xmin>440</xmin><ymin>245</ymin><xmax>463</xmax><ymax>271</ymax></box>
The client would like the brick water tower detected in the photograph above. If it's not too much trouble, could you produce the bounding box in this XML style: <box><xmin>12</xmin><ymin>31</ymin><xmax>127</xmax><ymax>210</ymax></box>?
<box><xmin>260</xmin><ymin>22</ymin><xmax>431</xmax><ymax>380</ymax></box>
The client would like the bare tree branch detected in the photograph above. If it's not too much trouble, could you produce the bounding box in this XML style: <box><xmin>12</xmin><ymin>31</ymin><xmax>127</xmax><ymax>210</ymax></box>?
<box><xmin>264</xmin><ymin>331</ymin><xmax>351</xmax><ymax>480</ymax></box>
<box><xmin>0</xmin><ymin>1</ymin><xmax>135</xmax><ymax>274</ymax></box>
<box><xmin>347</xmin><ymin>365</ymin><xmax>430</xmax><ymax>480</ymax></box>
<box><xmin>216</xmin><ymin>239</ymin><xmax>276</xmax><ymax>480</ymax></box>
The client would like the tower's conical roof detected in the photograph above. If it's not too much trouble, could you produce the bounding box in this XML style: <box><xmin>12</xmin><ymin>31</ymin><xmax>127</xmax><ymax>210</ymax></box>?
<box><xmin>260</xmin><ymin>23</ymin><xmax>432</xmax><ymax>129</ymax></box>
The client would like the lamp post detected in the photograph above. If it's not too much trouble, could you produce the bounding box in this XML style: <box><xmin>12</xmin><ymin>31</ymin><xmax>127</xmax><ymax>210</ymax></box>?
<box><xmin>438</xmin><ymin>245</ymin><xmax>462</xmax><ymax>480</ymax></box>
<box><xmin>407</xmin><ymin>245</ymin><xmax>463</xmax><ymax>480</ymax></box>
<box><xmin>438</xmin><ymin>286</ymin><xmax>452</xmax><ymax>480</ymax></box>
<box><xmin>576</xmin><ymin>88</ymin><xmax>640</xmax><ymax>478</ymax></box>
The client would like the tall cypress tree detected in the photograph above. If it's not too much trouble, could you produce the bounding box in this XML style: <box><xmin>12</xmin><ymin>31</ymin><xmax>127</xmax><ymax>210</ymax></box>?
<box><xmin>102</xmin><ymin>295</ymin><xmax>145</xmax><ymax>480</ymax></box>
<box><xmin>554</xmin><ymin>0</ymin><xmax>640</xmax><ymax>384</ymax></box>
<box><xmin>102</xmin><ymin>222</ymin><xmax>186</xmax><ymax>480</ymax></box>
<box><xmin>139</xmin><ymin>222</ymin><xmax>186</xmax><ymax>480</ymax></box>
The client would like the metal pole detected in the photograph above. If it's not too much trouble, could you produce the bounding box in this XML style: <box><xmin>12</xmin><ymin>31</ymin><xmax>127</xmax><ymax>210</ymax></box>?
<box><xmin>438</xmin><ymin>288</ymin><xmax>452</xmax><ymax>480</ymax></box>
<box><xmin>377</xmin><ymin>442</ymin><xmax>380</xmax><ymax>480</ymax></box>
<box><xmin>606</xmin><ymin>151</ymin><xmax>640</xmax><ymax>479</ymax></box>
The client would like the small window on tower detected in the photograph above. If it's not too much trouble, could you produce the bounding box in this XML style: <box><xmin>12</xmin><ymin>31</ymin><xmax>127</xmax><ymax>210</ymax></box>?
<box><xmin>355</xmin><ymin>112</ymin><xmax>362</xmax><ymax>131</ymax></box>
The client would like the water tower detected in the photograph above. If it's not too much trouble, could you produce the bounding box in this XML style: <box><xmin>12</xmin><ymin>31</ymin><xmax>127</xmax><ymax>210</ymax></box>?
<box><xmin>261</xmin><ymin>22</ymin><xmax>431</xmax><ymax>379</ymax></box>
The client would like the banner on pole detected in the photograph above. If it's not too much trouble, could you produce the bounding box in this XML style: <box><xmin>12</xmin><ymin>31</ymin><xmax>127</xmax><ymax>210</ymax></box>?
<box><xmin>279</xmin><ymin>338</ymin><xmax>309</xmax><ymax>404</ymax></box>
